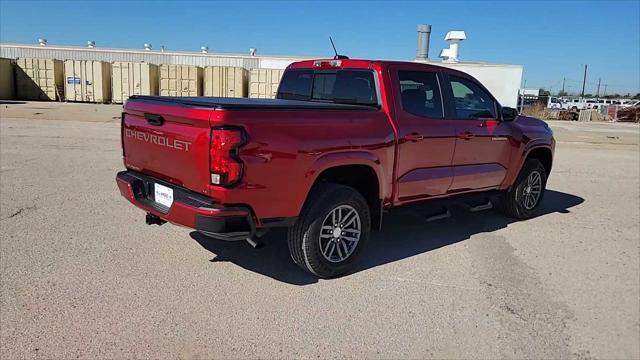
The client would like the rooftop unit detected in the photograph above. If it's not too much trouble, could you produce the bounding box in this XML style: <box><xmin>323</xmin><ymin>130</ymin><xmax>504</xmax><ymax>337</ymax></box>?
<box><xmin>439</xmin><ymin>31</ymin><xmax>466</xmax><ymax>62</ymax></box>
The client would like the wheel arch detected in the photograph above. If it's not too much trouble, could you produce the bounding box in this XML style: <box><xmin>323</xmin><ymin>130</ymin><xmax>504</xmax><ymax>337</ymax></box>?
<box><xmin>303</xmin><ymin>151</ymin><xmax>386</xmax><ymax>230</ymax></box>
<box><xmin>502</xmin><ymin>141</ymin><xmax>553</xmax><ymax>191</ymax></box>
<box><xmin>526</xmin><ymin>146</ymin><xmax>553</xmax><ymax>175</ymax></box>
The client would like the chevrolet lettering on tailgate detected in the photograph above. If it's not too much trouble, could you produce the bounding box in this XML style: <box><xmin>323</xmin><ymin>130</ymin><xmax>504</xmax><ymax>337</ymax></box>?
<box><xmin>124</xmin><ymin>128</ymin><xmax>192</xmax><ymax>151</ymax></box>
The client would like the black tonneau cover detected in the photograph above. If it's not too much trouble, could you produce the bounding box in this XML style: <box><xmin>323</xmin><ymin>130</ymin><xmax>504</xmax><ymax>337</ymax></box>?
<box><xmin>128</xmin><ymin>96</ymin><xmax>378</xmax><ymax>111</ymax></box>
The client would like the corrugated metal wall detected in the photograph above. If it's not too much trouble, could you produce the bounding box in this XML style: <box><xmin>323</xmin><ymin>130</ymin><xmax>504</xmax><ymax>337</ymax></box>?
<box><xmin>0</xmin><ymin>44</ymin><xmax>312</xmax><ymax>70</ymax></box>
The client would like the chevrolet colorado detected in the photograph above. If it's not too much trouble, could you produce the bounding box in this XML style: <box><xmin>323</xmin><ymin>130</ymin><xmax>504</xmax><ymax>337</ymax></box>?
<box><xmin>116</xmin><ymin>59</ymin><xmax>554</xmax><ymax>278</ymax></box>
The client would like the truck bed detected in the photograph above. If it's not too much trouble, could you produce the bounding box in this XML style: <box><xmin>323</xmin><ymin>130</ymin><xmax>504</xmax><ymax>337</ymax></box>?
<box><xmin>128</xmin><ymin>96</ymin><xmax>378</xmax><ymax>111</ymax></box>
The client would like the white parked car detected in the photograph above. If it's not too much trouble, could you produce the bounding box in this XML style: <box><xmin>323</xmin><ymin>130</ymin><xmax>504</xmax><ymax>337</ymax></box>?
<box><xmin>547</xmin><ymin>97</ymin><xmax>566</xmax><ymax>109</ymax></box>
<box><xmin>565</xmin><ymin>98</ymin><xmax>587</xmax><ymax>111</ymax></box>
<box><xmin>620</xmin><ymin>100</ymin><xmax>640</xmax><ymax>108</ymax></box>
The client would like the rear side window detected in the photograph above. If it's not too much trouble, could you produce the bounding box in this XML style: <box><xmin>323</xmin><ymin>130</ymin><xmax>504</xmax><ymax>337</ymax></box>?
<box><xmin>277</xmin><ymin>70</ymin><xmax>378</xmax><ymax>106</ymax></box>
<box><xmin>448</xmin><ymin>76</ymin><xmax>497</xmax><ymax>119</ymax></box>
<box><xmin>277</xmin><ymin>70</ymin><xmax>313</xmax><ymax>100</ymax></box>
<box><xmin>398</xmin><ymin>71</ymin><xmax>443</xmax><ymax>118</ymax></box>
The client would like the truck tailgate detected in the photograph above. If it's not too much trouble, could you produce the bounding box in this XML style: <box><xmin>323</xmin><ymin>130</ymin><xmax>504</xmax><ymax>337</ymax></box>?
<box><xmin>122</xmin><ymin>100</ymin><xmax>212</xmax><ymax>196</ymax></box>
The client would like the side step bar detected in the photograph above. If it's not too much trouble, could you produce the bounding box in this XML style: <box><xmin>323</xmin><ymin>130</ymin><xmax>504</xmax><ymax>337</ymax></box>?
<box><xmin>422</xmin><ymin>199</ymin><xmax>494</xmax><ymax>222</ymax></box>
<box><xmin>468</xmin><ymin>200</ymin><xmax>493</xmax><ymax>212</ymax></box>
<box><xmin>425</xmin><ymin>207</ymin><xmax>451</xmax><ymax>222</ymax></box>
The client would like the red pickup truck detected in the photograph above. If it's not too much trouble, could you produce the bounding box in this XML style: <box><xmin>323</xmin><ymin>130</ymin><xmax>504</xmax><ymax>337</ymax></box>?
<box><xmin>116</xmin><ymin>58</ymin><xmax>554</xmax><ymax>278</ymax></box>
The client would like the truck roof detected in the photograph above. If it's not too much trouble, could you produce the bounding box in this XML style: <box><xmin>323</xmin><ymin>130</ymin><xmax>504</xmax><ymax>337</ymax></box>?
<box><xmin>286</xmin><ymin>58</ymin><xmax>473</xmax><ymax>77</ymax></box>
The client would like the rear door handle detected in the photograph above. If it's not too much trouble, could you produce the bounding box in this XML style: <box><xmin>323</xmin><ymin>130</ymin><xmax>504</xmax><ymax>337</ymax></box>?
<box><xmin>404</xmin><ymin>133</ymin><xmax>424</xmax><ymax>142</ymax></box>
<box><xmin>459</xmin><ymin>131</ymin><xmax>475</xmax><ymax>140</ymax></box>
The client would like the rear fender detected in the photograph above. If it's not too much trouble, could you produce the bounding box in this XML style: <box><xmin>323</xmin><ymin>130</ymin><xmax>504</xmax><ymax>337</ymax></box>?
<box><xmin>307</xmin><ymin>150</ymin><xmax>386</xmax><ymax>195</ymax></box>
<box><xmin>304</xmin><ymin>151</ymin><xmax>387</xmax><ymax>230</ymax></box>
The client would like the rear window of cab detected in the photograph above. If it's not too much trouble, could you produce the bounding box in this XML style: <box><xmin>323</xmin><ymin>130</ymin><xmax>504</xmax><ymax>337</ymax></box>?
<box><xmin>277</xmin><ymin>69</ymin><xmax>378</xmax><ymax>106</ymax></box>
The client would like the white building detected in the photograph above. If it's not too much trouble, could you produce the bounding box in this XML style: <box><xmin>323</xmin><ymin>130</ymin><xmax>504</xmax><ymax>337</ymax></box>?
<box><xmin>1</xmin><ymin>27</ymin><xmax>523</xmax><ymax>107</ymax></box>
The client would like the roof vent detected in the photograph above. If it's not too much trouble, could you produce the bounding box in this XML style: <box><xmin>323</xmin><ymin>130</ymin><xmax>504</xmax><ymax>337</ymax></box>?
<box><xmin>416</xmin><ymin>24</ymin><xmax>432</xmax><ymax>61</ymax></box>
<box><xmin>143</xmin><ymin>43</ymin><xmax>152</xmax><ymax>51</ymax></box>
<box><xmin>38</xmin><ymin>38</ymin><xmax>47</xmax><ymax>46</ymax></box>
<box><xmin>87</xmin><ymin>41</ymin><xmax>96</xmax><ymax>48</ymax></box>
<box><xmin>201</xmin><ymin>46</ymin><xmax>208</xmax><ymax>53</ymax></box>
<box><xmin>249</xmin><ymin>48</ymin><xmax>257</xmax><ymax>56</ymax></box>
<box><xmin>439</xmin><ymin>30</ymin><xmax>466</xmax><ymax>62</ymax></box>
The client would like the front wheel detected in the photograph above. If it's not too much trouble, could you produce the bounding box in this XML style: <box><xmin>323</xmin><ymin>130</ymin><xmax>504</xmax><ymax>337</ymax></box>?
<box><xmin>498</xmin><ymin>159</ymin><xmax>547</xmax><ymax>219</ymax></box>
<box><xmin>288</xmin><ymin>184</ymin><xmax>371</xmax><ymax>278</ymax></box>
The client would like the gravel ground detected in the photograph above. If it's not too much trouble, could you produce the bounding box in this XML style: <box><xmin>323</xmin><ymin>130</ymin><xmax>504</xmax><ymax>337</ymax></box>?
<box><xmin>1</xmin><ymin>102</ymin><xmax>639</xmax><ymax>359</ymax></box>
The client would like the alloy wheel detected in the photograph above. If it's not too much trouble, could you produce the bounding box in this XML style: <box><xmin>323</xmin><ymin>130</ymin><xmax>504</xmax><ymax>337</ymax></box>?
<box><xmin>522</xmin><ymin>170</ymin><xmax>542</xmax><ymax>210</ymax></box>
<box><xmin>318</xmin><ymin>205</ymin><xmax>361</xmax><ymax>263</ymax></box>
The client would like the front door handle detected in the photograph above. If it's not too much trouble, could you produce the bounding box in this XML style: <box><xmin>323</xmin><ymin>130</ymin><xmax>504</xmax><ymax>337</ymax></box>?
<box><xmin>404</xmin><ymin>133</ymin><xmax>424</xmax><ymax>142</ymax></box>
<box><xmin>459</xmin><ymin>131</ymin><xmax>475</xmax><ymax>140</ymax></box>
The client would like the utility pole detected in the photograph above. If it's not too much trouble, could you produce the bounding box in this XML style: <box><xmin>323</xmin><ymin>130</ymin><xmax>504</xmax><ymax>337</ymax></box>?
<box><xmin>596</xmin><ymin>78</ymin><xmax>601</xmax><ymax>97</ymax></box>
<box><xmin>603</xmin><ymin>84</ymin><xmax>608</xmax><ymax>96</ymax></box>
<box><xmin>562</xmin><ymin>77</ymin><xmax>566</xmax><ymax>94</ymax></box>
<box><xmin>581</xmin><ymin>64</ymin><xmax>588</xmax><ymax>98</ymax></box>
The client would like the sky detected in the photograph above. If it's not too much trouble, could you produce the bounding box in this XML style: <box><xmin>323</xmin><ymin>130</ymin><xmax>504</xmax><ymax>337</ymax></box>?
<box><xmin>1</xmin><ymin>0</ymin><xmax>639</xmax><ymax>95</ymax></box>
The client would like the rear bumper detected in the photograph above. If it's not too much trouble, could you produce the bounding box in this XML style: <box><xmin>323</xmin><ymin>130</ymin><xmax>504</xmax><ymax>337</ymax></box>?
<box><xmin>116</xmin><ymin>171</ymin><xmax>255</xmax><ymax>241</ymax></box>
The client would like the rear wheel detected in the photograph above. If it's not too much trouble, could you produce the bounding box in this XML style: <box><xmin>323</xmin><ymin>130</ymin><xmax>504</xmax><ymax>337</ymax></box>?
<box><xmin>499</xmin><ymin>159</ymin><xmax>547</xmax><ymax>219</ymax></box>
<box><xmin>288</xmin><ymin>184</ymin><xmax>371</xmax><ymax>278</ymax></box>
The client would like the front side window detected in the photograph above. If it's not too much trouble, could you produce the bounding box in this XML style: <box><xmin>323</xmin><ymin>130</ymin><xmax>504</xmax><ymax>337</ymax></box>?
<box><xmin>398</xmin><ymin>70</ymin><xmax>443</xmax><ymax>118</ymax></box>
<box><xmin>277</xmin><ymin>70</ymin><xmax>377</xmax><ymax>106</ymax></box>
<box><xmin>449</xmin><ymin>76</ymin><xmax>497</xmax><ymax>119</ymax></box>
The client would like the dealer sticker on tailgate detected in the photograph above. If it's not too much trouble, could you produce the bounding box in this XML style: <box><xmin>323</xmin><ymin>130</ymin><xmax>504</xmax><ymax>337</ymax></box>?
<box><xmin>154</xmin><ymin>183</ymin><xmax>174</xmax><ymax>208</ymax></box>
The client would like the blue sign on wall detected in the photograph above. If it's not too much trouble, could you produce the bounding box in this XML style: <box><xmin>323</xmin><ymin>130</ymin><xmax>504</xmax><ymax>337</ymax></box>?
<box><xmin>66</xmin><ymin>77</ymin><xmax>81</xmax><ymax>85</ymax></box>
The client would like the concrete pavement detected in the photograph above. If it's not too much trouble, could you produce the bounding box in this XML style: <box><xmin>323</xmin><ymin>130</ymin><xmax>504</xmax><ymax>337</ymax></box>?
<box><xmin>0</xmin><ymin>105</ymin><xmax>638</xmax><ymax>358</ymax></box>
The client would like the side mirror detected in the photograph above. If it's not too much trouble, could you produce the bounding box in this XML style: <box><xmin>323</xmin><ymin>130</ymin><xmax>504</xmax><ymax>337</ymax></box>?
<box><xmin>501</xmin><ymin>107</ymin><xmax>518</xmax><ymax>122</ymax></box>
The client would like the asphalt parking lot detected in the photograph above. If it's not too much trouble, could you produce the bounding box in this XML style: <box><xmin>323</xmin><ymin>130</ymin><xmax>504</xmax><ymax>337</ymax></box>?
<box><xmin>1</xmin><ymin>102</ymin><xmax>639</xmax><ymax>358</ymax></box>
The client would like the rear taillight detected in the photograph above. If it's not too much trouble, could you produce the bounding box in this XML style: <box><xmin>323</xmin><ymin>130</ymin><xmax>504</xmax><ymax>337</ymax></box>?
<box><xmin>210</xmin><ymin>127</ymin><xmax>246</xmax><ymax>186</ymax></box>
<box><xmin>121</xmin><ymin>112</ymin><xmax>126</xmax><ymax>157</ymax></box>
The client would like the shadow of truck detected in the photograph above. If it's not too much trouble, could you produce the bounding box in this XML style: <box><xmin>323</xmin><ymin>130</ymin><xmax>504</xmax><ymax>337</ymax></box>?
<box><xmin>191</xmin><ymin>190</ymin><xmax>584</xmax><ymax>285</ymax></box>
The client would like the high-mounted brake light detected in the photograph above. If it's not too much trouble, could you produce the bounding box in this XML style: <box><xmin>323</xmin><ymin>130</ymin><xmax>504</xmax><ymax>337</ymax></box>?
<box><xmin>210</xmin><ymin>128</ymin><xmax>245</xmax><ymax>186</ymax></box>
<box><xmin>313</xmin><ymin>59</ymin><xmax>342</xmax><ymax>68</ymax></box>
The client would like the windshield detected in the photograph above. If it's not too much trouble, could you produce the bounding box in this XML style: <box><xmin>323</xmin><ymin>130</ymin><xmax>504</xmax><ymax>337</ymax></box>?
<box><xmin>277</xmin><ymin>69</ymin><xmax>378</xmax><ymax>106</ymax></box>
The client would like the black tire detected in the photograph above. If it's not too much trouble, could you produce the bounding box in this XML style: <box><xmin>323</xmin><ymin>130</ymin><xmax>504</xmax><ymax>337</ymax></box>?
<box><xmin>499</xmin><ymin>159</ymin><xmax>547</xmax><ymax>220</ymax></box>
<box><xmin>288</xmin><ymin>183</ymin><xmax>371</xmax><ymax>278</ymax></box>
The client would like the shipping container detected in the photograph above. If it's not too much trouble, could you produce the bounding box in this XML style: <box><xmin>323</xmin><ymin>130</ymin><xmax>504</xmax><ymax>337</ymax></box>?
<box><xmin>15</xmin><ymin>58</ymin><xmax>63</xmax><ymax>100</ymax></box>
<box><xmin>64</xmin><ymin>60</ymin><xmax>112</xmax><ymax>103</ymax></box>
<box><xmin>112</xmin><ymin>62</ymin><xmax>159</xmax><ymax>103</ymax></box>
<box><xmin>159</xmin><ymin>64</ymin><xmax>202</xmax><ymax>97</ymax></box>
<box><xmin>0</xmin><ymin>58</ymin><xmax>15</xmax><ymax>99</ymax></box>
<box><xmin>249</xmin><ymin>68</ymin><xmax>283</xmax><ymax>98</ymax></box>
<box><xmin>203</xmin><ymin>66</ymin><xmax>248</xmax><ymax>98</ymax></box>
